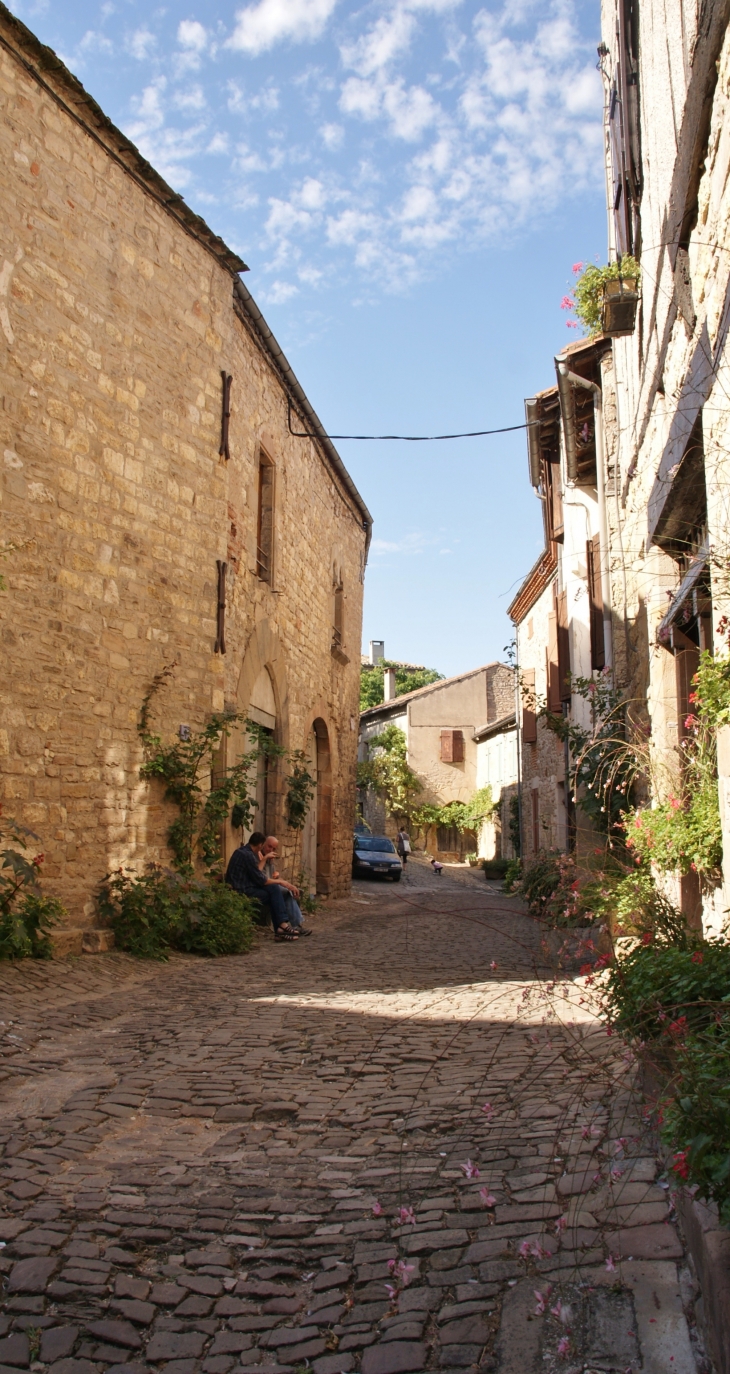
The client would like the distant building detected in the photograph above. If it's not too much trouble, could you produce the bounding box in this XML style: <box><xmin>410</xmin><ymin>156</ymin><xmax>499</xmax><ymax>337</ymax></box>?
<box><xmin>358</xmin><ymin>663</ymin><xmax>514</xmax><ymax>859</ymax></box>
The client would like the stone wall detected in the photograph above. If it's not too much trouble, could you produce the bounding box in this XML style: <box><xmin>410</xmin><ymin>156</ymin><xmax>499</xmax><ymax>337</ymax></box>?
<box><xmin>0</xmin><ymin>10</ymin><xmax>369</xmax><ymax>947</ymax></box>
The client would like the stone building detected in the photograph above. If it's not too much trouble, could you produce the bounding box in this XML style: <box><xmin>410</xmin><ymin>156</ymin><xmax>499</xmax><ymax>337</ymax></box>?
<box><xmin>597</xmin><ymin>0</ymin><xmax>730</xmax><ymax>933</ymax></box>
<box><xmin>358</xmin><ymin>664</ymin><xmax>514</xmax><ymax>859</ymax></box>
<box><xmin>509</xmin><ymin>335</ymin><xmax>618</xmax><ymax>863</ymax></box>
<box><xmin>0</xmin><ymin>7</ymin><xmax>371</xmax><ymax>951</ymax></box>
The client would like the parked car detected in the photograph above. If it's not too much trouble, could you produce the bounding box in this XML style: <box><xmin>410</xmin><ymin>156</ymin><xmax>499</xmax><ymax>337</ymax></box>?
<box><xmin>352</xmin><ymin>834</ymin><xmax>403</xmax><ymax>881</ymax></box>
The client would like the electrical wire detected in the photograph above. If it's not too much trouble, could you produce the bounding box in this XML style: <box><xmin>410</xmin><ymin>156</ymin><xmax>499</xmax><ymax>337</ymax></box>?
<box><xmin>287</xmin><ymin>399</ymin><xmax>534</xmax><ymax>442</ymax></box>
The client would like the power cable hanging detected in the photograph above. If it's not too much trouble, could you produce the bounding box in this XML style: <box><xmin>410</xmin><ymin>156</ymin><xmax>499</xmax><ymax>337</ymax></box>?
<box><xmin>287</xmin><ymin>399</ymin><xmax>533</xmax><ymax>442</ymax></box>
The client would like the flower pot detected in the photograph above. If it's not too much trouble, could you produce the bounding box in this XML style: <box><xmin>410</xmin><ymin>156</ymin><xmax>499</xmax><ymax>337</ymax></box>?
<box><xmin>601</xmin><ymin>277</ymin><xmax>639</xmax><ymax>336</ymax></box>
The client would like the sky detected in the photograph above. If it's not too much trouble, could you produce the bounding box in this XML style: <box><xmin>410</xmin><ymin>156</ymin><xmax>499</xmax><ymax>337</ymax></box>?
<box><xmin>8</xmin><ymin>0</ymin><xmax>609</xmax><ymax>678</ymax></box>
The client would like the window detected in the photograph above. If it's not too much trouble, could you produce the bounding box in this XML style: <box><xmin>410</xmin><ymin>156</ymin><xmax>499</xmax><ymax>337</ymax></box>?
<box><xmin>547</xmin><ymin>607</ymin><xmax>561</xmax><ymax>712</ymax></box>
<box><xmin>437</xmin><ymin>826</ymin><xmax>460</xmax><ymax>852</ymax></box>
<box><xmin>521</xmin><ymin>668</ymin><xmax>537</xmax><ymax>744</ymax></box>
<box><xmin>608</xmin><ymin>0</ymin><xmax>642</xmax><ymax>257</ymax></box>
<box><xmin>440</xmin><ymin>729</ymin><xmax>464</xmax><ymax>763</ymax></box>
<box><xmin>256</xmin><ymin>452</ymin><xmax>274</xmax><ymax>583</ymax></box>
<box><xmin>333</xmin><ymin>573</ymin><xmax>344</xmax><ymax>648</ymax></box>
<box><xmin>557</xmin><ymin>589</ymin><xmax>571</xmax><ymax>702</ymax></box>
<box><xmin>587</xmin><ymin>535</ymin><xmax>606</xmax><ymax>671</ymax></box>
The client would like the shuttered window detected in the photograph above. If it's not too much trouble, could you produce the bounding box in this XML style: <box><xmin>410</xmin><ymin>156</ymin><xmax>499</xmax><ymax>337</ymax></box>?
<box><xmin>521</xmin><ymin>668</ymin><xmax>537</xmax><ymax>744</ymax></box>
<box><xmin>440</xmin><ymin>729</ymin><xmax>464</xmax><ymax>763</ymax></box>
<box><xmin>557</xmin><ymin>590</ymin><xmax>571</xmax><ymax>702</ymax></box>
<box><xmin>608</xmin><ymin>0</ymin><xmax>642</xmax><ymax>257</ymax></box>
<box><xmin>587</xmin><ymin>535</ymin><xmax>606</xmax><ymax>671</ymax></box>
<box><xmin>547</xmin><ymin>610</ymin><xmax>561</xmax><ymax>712</ymax></box>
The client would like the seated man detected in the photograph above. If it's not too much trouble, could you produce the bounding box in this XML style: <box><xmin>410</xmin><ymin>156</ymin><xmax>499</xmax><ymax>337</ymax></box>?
<box><xmin>225</xmin><ymin>831</ymin><xmax>300</xmax><ymax>941</ymax></box>
<box><xmin>260</xmin><ymin>835</ymin><xmax>312</xmax><ymax>936</ymax></box>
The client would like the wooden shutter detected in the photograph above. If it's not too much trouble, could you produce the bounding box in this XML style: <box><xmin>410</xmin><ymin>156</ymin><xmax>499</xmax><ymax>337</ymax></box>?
<box><xmin>440</xmin><ymin>729</ymin><xmax>464</xmax><ymax>763</ymax></box>
<box><xmin>557</xmin><ymin>590</ymin><xmax>571</xmax><ymax>702</ymax></box>
<box><xmin>531</xmin><ymin>789</ymin><xmax>540</xmax><ymax>855</ymax></box>
<box><xmin>609</xmin><ymin>80</ymin><xmax>631</xmax><ymax>258</ymax></box>
<box><xmin>550</xmin><ymin>460</ymin><xmax>564</xmax><ymax>541</ymax></box>
<box><xmin>547</xmin><ymin>611</ymin><xmax>561</xmax><ymax>712</ymax></box>
<box><xmin>521</xmin><ymin>668</ymin><xmax>537</xmax><ymax>744</ymax></box>
<box><xmin>587</xmin><ymin>535</ymin><xmax>606</xmax><ymax>671</ymax></box>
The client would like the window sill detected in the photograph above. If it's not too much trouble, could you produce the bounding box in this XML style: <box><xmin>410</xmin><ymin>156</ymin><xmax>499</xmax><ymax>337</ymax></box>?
<box><xmin>331</xmin><ymin>643</ymin><xmax>349</xmax><ymax>665</ymax></box>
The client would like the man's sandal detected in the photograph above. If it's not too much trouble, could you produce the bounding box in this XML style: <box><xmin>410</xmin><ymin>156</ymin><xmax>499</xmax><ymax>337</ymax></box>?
<box><xmin>298</xmin><ymin>927</ymin><xmax>313</xmax><ymax>936</ymax></box>
<box><xmin>275</xmin><ymin>926</ymin><xmax>299</xmax><ymax>941</ymax></box>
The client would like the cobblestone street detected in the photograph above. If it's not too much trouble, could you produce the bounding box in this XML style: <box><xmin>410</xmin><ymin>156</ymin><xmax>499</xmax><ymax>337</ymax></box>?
<box><xmin>0</xmin><ymin>866</ymin><xmax>701</xmax><ymax>1374</ymax></box>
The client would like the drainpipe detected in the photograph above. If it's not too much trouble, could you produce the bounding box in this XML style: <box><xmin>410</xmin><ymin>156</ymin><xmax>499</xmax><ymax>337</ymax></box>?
<box><xmin>555</xmin><ymin>360</ymin><xmax>613</xmax><ymax>674</ymax></box>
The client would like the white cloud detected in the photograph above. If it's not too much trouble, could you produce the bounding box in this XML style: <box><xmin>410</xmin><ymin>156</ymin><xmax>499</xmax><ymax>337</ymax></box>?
<box><xmin>173</xmin><ymin>83</ymin><xmax>206</xmax><ymax>111</ymax></box>
<box><xmin>227</xmin><ymin>80</ymin><xmax>280</xmax><ymax>114</ymax></box>
<box><xmin>227</xmin><ymin>0</ymin><xmax>338</xmax><ymax>56</ymax></box>
<box><xmin>178</xmin><ymin>19</ymin><xmax>208</xmax><ymax>51</ymax></box>
<box><xmin>263</xmin><ymin>280</ymin><xmax>300</xmax><ymax>303</ymax></box>
<box><xmin>320</xmin><ymin>122</ymin><xmax>344</xmax><ymax>149</ymax></box>
<box><xmin>127</xmin><ymin>26</ymin><xmax>156</xmax><ymax>60</ymax></box>
<box><xmin>206</xmin><ymin>131</ymin><xmax>230</xmax><ymax>153</ymax></box>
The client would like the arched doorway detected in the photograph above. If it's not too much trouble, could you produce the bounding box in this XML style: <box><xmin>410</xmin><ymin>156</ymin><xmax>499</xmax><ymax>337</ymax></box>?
<box><xmin>304</xmin><ymin>719</ymin><xmax>332</xmax><ymax>895</ymax></box>
<box><xmin>248</xmin><ymin>667</ymin><xmax>277</xmax><ymax>834</ymax></box>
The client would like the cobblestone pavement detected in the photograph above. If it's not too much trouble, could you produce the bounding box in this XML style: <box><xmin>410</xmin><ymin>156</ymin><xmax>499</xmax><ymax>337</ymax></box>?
<box><xmin>0</xmin><ymin>868</ymin><xmax>703</xmax><ymax>1374</ymax></box>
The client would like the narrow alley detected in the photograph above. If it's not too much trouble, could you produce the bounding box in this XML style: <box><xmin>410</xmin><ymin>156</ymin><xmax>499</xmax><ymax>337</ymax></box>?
<box><xmin>0</xmin><ymin>870</ymin><xmax>698</xmax><ymax>1374</ymax></box>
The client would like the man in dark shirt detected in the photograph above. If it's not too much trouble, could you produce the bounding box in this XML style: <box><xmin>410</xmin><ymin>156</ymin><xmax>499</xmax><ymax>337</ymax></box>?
<box><xmin>225</xmin><ymin>831</ymin><xmax>299</xmax><ymax>939</ymax></box>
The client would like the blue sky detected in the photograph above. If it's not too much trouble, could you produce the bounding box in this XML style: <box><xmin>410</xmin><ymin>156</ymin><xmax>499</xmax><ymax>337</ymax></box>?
<box><xmin>9</xmin><ymin>0</ymin><xmax>608</xmax><ymax>677</ymax></box>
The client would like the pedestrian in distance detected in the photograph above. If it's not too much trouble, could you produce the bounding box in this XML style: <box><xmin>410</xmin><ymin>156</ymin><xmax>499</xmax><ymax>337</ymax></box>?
<box><xmin>396</xmin><ymin>827</ymin><xmax>411</xmax><ymax>865</ymax></box>
<box><xmin>431</xmin><ymin>858</ymin><xmax>443</xmax><ymax>876</ymax></box>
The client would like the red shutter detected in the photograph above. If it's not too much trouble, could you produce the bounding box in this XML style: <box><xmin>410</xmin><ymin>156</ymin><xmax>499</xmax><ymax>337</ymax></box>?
<box><xmin>440</xmin><ymin>729</ymin><xmax>464</xmax><ymax>763</ymax></box>
<box><xmin>521</xmin><ymin>668</ymin><xmax>537</xmax><ymax>744</ymax></box>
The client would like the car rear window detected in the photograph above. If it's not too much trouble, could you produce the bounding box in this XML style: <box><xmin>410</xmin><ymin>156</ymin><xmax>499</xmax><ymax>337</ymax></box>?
<box><xmin>354</xmin><ymin>836</ymin><xmax>396</xmax><ymax>853</ymax></box>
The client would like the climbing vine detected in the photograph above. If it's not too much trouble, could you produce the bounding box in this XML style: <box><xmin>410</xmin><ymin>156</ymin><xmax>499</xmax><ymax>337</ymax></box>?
<box><xmin>138</xmin><ymin>665</ymin><xmax>315</xmax><ymax>876</ymax></box>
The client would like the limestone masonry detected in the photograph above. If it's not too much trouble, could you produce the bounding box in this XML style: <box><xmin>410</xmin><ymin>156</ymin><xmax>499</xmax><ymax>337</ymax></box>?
<box><xmin>0</xmin><ymin>5</ymin><xmax>371</xmax><ymax>949</ymax></box>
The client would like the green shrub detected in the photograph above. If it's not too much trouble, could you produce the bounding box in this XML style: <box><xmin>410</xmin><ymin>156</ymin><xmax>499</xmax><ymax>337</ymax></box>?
<box><xmin>99</xmin><ymin>866</ymin><xmax>256</xmax><ymax>960</ymax></box>
<box><xmin>520</xmin><ymin>851</ymin><xmax>585</xmax><ymax>926</ymax></box>
<box><xmin>625</xmin><ymin>782</ymin><xmax>722</xmax><ymax>877</ymax></box>
<box><xmin>502</xmin><ymin>857</ymin><xmax>522</xmax><ymax>892</ymax></box>
<box><xmin>603</xmin><ymin>941</ymin><xmax>730</xmax><ymax>1041</ymax></box>
<box><xmin>0</xmin><ymin>894</ymin><xmax>63</xmax><ymax>960</ymax></box>
<box><xmin>482</xmin><ymin>857</ymin><xmax>510</xmax><ymax>879</ymax></box>
<box><xmin>0</xmin><ymin>815</ymin><xmax>64</xmax><ymax>959</ymax></box>
<box><xmin>580</xmin><ymin>865</ymin><xmax>688</xmax><ymax>946</ymax></box>
<box><xmin>175</xmin><ymin>883</ymin><xmax>255</xmax><ymax>957</ymax></box>
<box><xmin>660</xmin><ymin>1021</ymin><xmax>730</xmax><ymax>1223</ymax></box>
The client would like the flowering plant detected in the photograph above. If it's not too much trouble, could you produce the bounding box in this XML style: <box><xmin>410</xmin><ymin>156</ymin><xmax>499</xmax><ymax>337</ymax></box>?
<box><xmin>561</xmin><ymin>256</ymin><xmax>641</xmax><ymax>335</ymax></box>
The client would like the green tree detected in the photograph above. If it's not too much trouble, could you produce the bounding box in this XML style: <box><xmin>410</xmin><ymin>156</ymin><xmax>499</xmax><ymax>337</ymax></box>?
<box><xmin>360</xmin><ymin>661</ymin><xmax>443</xmax><ymax>711</ymax></box>
<box><xmin>357</xmin><ymin>725</ymin><xmax>422</xmax><ymax>822</ymax></box>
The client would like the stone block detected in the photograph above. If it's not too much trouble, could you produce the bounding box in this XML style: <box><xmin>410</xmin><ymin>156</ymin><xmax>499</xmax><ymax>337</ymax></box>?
<box><xmin>361</xmin><ymin>1342</ymin><xmax>427</xmax><ymax>1374</ymax></box>
<box><xmin>82</xmin><ymin>929</ymin><xmax>115</xmax><ymax>953</ymax></box>
<box><xmin>604</xmin><ymin>1223</ymin><xmax>683</xmax><ymax>1261</ymax></box>
<box><xmin>40</xmin><ymin>1330</ymin><xmax>79</xmax><ymax>1364</ymax></box>
<box><xmin>8</xmin><ymin>1258</ymin><xmax>59</xmax><ymax>1293</ymax></box>
<box><xmin>87</xmin><ymin>1321</ymin><xmax>142</xmax><ymax>1350</ymax></box>
<box><xmin>145</xmin><ymin>1332</ymin><xmax>207</xmax><ymax>1361</ymax></box>
<box><xmin>50</xmin><ymin>930</ymin><xmax>84</xmax><ymax>958</ymax></box>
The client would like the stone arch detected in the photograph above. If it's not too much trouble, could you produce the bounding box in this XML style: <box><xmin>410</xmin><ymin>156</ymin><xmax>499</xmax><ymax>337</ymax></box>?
<box><xmin>225</xmin><ymin>620</ymin><xmax>289</xmax><ymax>858</ymax></box>
<box><xmin>313</xmin><ymin>717</ymin><xmax>333</xmax><ymax>894</ymax></box>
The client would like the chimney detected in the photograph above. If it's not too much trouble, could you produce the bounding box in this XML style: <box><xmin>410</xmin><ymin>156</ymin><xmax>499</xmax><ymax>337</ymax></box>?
<box><xmin>369</xmin><ymin>640</ymin><xmax>384</xmax><ymax>665</ymax></box>
<box><xmin>384</xmin><ymin>667</ymin><xmax>396</xmax><ymax>702</ymax></box>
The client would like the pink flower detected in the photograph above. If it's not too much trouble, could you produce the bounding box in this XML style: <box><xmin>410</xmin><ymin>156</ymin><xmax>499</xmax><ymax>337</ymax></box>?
<box><xmin>560</xmin><ymin>295</ymin><xmax>575</xmax><ymax>310</ymax></box>
<box><xmin>384</xmin><ymin>1283</ymin><xmax>398</xmax><ymax>1300</ymax></box>
<box><xmin>460</xmin><ymin>1159</ymin><xmax>480</xmax><ymax>1179</ymax></box>
<box><xmin>479</xmin><ymin>1187</ymin><xmax>497</xmax><ymax>1207</ymax></box>
<box><xmin>519</xmin><ymin>1239</ymin><xmax>532</xmax><ymax>1260</ymax></box>
<box><xmin>533</xmin><ymin>1286</ymin><xmax>552</xmax><ymax>1314</ymax></box>
<box><xmin>669</xmin><ymin>796</ymin><xmax>681</xmax><ymax>811</ymax></box>
<box><xmin>490</xmin><ymin>960</ymin><xmax>498</xmax><ymax>971</ymax></box>
<box><xmin>606</xmin><ymin>1254</ymin><xmax>616</xmax><ymax>1272</ymax></box>
<box><xmin>610</xmin><ymin>1168</ymin><xmax>624</xmax><ymax>1183</ymax></box>
<box><xmin>395</xmin><ymin>1260</ymin><xmax>415</xmax><ymax>1286</ymax></box>
<box><xmin>554</xmin><ymin>1215</ymin><xmax>567</xmax><ymax>1234</ymax></box>
<box><xmin>387</xmin><ymin>1259</ymin><xmax>397</xmax><ymax>1274</ymax></box>
<box><xmin>372</xmin><ymin>1201</ymin><xmax>383</xmax><ymax>1216</ymax></box>
<box><xmin>557</xmin><ymin>1336</ymin><xmax>571</xmax><ymax>1358</ymax></box>
<box><xmin>482</xmin><ymin>1102</ymin><xmax>495</xmax><ymax>1120</ymax></box>
<box><xmin>572</xmin><ymin>261</ymin><xmax>584</xmax><ymax>274</ymax></box>
<box><xmin>691</xmin><ymin>951</ymin><xmax>704</xmax><ymax>965</ymax></box>
<box><xmin>397</xmin><ymin>1206</ymin><xmax>416</xmax><ymax>1225</ymax></box>
<box><xmin>566</xmin><ymin>320</ymin><xmax>580</xmax><ymax>329</ymax></box>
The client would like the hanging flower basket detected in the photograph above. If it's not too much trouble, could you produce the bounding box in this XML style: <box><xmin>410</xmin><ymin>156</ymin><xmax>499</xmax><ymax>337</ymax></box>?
<box><xmin>601</xmin><ymin>277</ymin><xmax>640</xmax><ymax>336</ymax></box>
